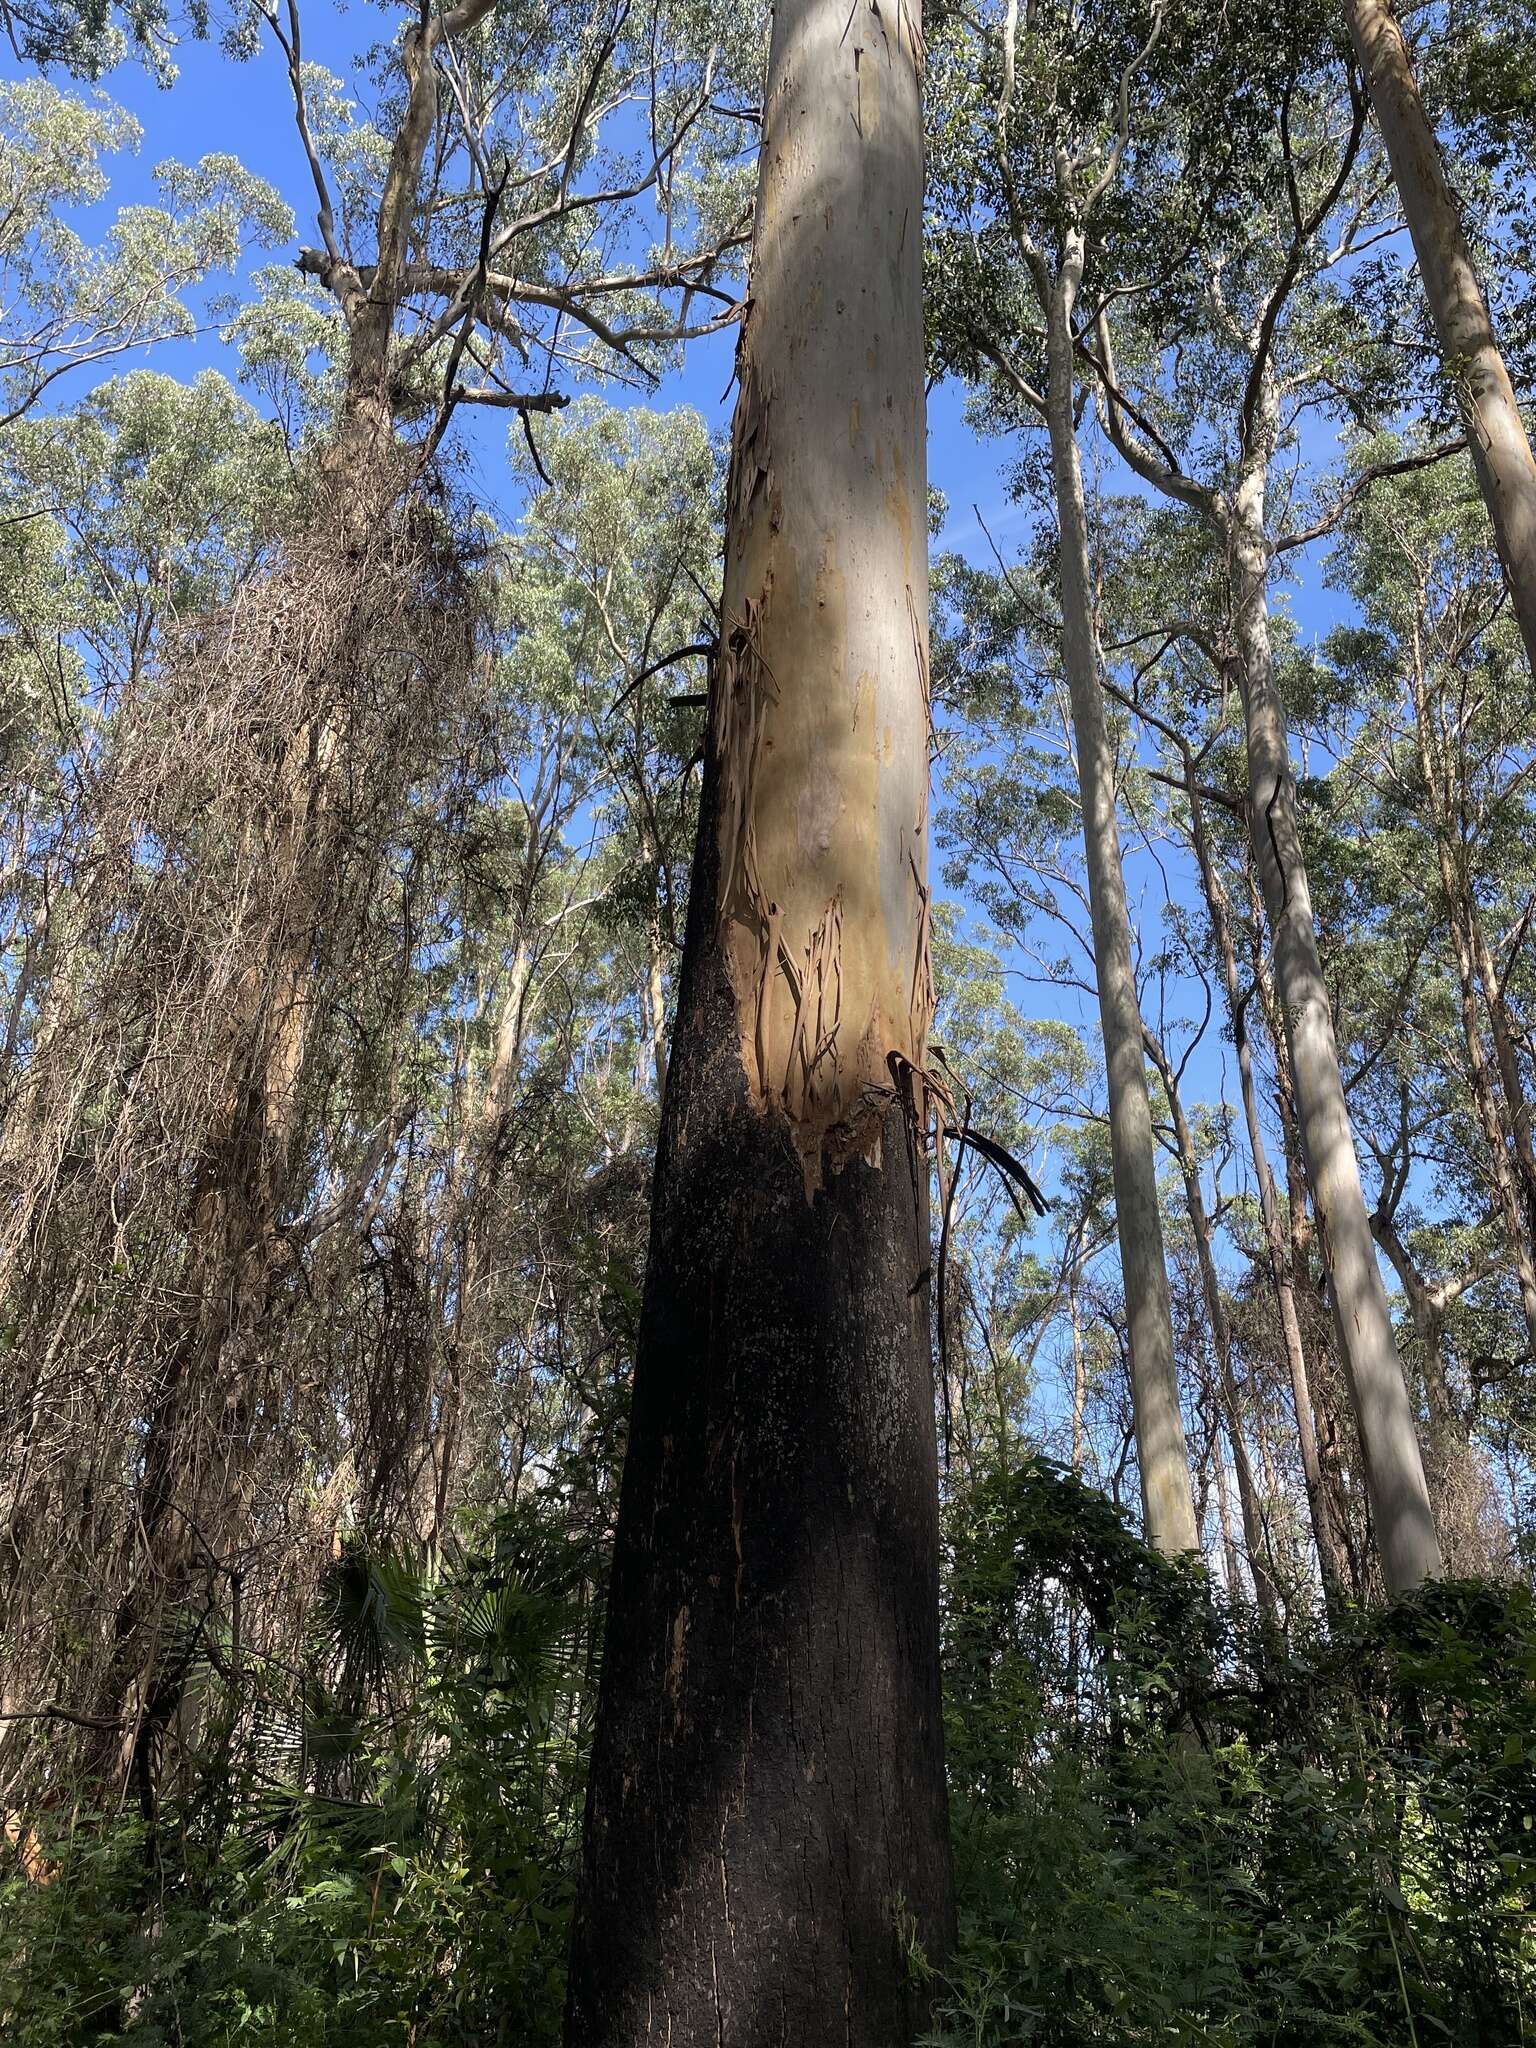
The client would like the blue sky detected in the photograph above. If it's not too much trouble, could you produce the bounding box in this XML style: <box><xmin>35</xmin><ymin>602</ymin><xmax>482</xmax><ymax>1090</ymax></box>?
<box><xmin>0</xmin><ymin>9</ymin><xmax>1328</xmax><ymax>1184</ymax></box>
<box><xmin>1</xmin><ymin>16</ymin><xmax>1019</xmax><ymax>554</ymax></box>
<box><xmin>1</xmin><ymin>15</ymin><xmax>1409</xmax><ymax>1467</ymax></box>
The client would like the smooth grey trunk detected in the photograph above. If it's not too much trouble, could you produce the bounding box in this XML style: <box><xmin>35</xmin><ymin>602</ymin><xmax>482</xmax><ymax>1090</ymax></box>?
<box><xmin>1468</xmin><ymin>911</ymin><xmax>1536</xmax><ymax>1260</ymax></box>
<box><xmin>1211</xmin><ymin>1429</ymin><xmax>1239</xmax><ymax>1595</ymax></box>
<box><xmin>1230</xmin><ymin>371</ymin><xmax>1441</xmax><ymax>1594</ymax></box>
<box><xmin>1146</xmin><ymin>1026</ymin><xmax>1280</xmax><ymax>1618</ymax></box>
<box><xmin>1183</xmin><ymin>775</ymin><xmax>1348</xmax><ymax>1599</ymax></box>
<box><xmin>1344</xmin><ymin>0</ymin><xmax>1536</xmax><ymax>682</ymax></box>
<box><xmin>1274</xmin><ymin>1064</ymin><xmax>1368</xmax><ymax>1598</ymax></box>
<box><xmin>1069</xmin><ymin>1270</ymin><xmax>1087</xmax><ymax>1472</ymax></box>
<box><xmin>1044</xmin><ymin>264</ymin><xmax>1197</xmax><ymax>1556</ymax></box>
<box><xmin>1405</xmin><ymin>647</ymin><xmax>1536</xmax><ymax>1356</ymax></box>
<box><xmin>1369</xmin><ymin>1198</ymin><xmax>1492</xmax><ymax>1569</ymax></box>
<box><xmin>484</xmin><ymin>939</ymin><xmax>534</xmax><ymax>1124</ymax></box>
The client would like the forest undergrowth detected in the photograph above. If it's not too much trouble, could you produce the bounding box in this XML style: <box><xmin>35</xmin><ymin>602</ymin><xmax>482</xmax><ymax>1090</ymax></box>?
<box><xmin>3</xmin><ymin>1453</ymin><xmax>1531</xmax><ymax>2045</ymax></box>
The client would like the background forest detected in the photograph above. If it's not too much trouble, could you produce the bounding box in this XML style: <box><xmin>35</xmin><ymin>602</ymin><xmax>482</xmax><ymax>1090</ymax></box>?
<box><xmin>1</xmin><ymin>0</ymin><xmax>1534</xmax><ymax>2041</ymax></box>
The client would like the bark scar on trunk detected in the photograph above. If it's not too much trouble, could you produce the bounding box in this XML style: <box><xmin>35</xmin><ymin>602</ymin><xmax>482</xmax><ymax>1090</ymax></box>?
<box><xmin>709</xmin><ymin>0</ymin><xmax>934</xmax><ymax>1201</ymax></box>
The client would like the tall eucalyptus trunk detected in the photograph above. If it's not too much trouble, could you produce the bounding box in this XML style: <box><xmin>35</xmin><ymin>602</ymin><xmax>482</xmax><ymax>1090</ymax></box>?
<box><xmin>1183</xmin><ymin>776</ymin><xmax>1348</xmax><ymax>1598</ymax></box>
<box><xmin>1229</xmin><ymin>367</ymin><xmax>1441</xmax><ymax>1595</ymax></box>
<box><xmin>1145</xmin><ymin>1027</ymin><xmax>1279</xmax><ymax>1618</ymax></box>
<box><xmin>1405</xmin><ymin>656</ymin><xmax>1536</xmax><ymax>1356</ymax></box>
<box><xmin>564</xmin><ymin>3</ymin><xmax>954</xmax><ymax>2040</ymax></box>
<box><xmin>1044</xmin><ymin>257</ymin><xmax>1197</xmax><ymax>1557</ymax></box>
<box><xmin>1344</xmin><ymin>0</ymin><xmax>1536</xmax><ymax>683</ymax></box>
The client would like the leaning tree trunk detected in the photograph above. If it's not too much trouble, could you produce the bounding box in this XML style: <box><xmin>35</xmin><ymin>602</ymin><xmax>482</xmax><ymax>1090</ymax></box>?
<box><xmin>563</xmin><ymin>4</ymin><xmax>954</xmax><ymax>2043</ymax></box>
<box><xmin>1343</xmin><ymin>0</ymin><xmax>1536</xmax><ymax>684</ymax></box>
<box><xmin>1043</xmin><ymin>259</ymin><xmax>1198</xmax><ymax>1557</ymax></box>
<box><xmin>1229</xmin><ymin>378</ymin><xmax>1441</xmax><ymax>1596</ymax></box>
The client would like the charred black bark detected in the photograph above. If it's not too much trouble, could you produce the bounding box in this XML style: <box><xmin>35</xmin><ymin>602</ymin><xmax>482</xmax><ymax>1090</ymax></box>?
<box><xmin>563</xmin><ymin>765</ymin><xmax>955</xmax><ymax>2046</ymax></box>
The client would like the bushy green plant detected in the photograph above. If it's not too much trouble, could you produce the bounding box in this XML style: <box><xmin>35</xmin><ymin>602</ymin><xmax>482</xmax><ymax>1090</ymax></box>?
<box><xmin>922</xmin><ymin>1456</ymin><xmax>1536</xmax><ymax>2045</ymax></box>
<box><xmin>7</xmin><ymin>1456</ymin><xmax>1532</xmax><ymax>2043</ymax></box>
<box><xmin>0</xmin><ymin>1499</ymin><xmax>594</xmax><ymax>2045</ymax></box>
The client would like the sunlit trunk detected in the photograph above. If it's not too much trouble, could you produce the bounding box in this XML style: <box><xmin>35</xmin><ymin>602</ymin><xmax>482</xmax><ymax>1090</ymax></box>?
<box><xmin>1230</xmin><ymin>374</ymin><xmax>1440</xmax><ymax>1594</ymax></box>
<box><xmin>1044</xmin><ymin>259</ymin><xmax>1197</xmax><ymax>1557</ymax></box>
<box><xmin>1069</xmin><ymin>1271</ymin><xmax>1088</xmax><ymax>1472</ymax></box>
<box><xmin>1184</xmin><ymin>779</ymin><xmax>1348</xmax><ymax>1598</ymax></box>
<box><xmin>1149</xmin><ymin>1031</ymin><xmax>1280</xmax><ymax>1618</ymax></box>
<box><xmin>565</xmin><ymin>5</ymin><xmax>954</xmax><ymax>2039</ymax></box>
<box><xmin>1344</xmin><ymin>0</ymin><xmax>1536</xmax><ymax>682</ymax></box>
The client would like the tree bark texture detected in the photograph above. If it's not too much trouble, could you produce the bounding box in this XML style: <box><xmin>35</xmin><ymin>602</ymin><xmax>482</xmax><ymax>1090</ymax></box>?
<box><xmin>1184</xmin><ymin>781</ymin><xmax>1349</xmax><ymax>1599</ymax></box>
<box><xmin>564</xmin><ymin>4</ymin><xmax>954</xmax><ymax>2042</ymax></box>
<box><xmin>1344</xmin><ymin>0</ymin><xmax>1536</xmax><ymax>684</ymax></box>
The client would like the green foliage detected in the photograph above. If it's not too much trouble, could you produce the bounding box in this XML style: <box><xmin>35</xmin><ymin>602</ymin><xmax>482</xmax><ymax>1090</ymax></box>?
<box><xmin>0</xmin><ymin>0</ymin><xmax>206</xmax><ymax>83</ymax></box>
<box><xmin>0</xmin><ymin>79</ymin><xmax>291</xmax><ymax>426</ymax></box>
<box><xmin>922</xmin><ymin>1457</ymin><xmax>1536</xmax><ymax>2044</ymax></box>
<box><xmin>5</xmin><ymin>1452</ymin><xmax>1534</xmax><ymax>2041</ymax></box>
<box><xmin>0</xmin><ymin>1502</ymin><xmax>593</xmax><ymax>2045</ymax></box>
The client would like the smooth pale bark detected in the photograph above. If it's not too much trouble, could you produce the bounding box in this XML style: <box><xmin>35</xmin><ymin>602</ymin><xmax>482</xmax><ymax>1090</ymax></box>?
<box><xmin>1183</xmin><ymin>777</ymin><xmax>1348</xmax><ymax>1599</ymax></box>
<box><xmin>1405</xmin><ymin>654</ymin><xmax>1536</xmax><ymax>1356</ymax></box>
<box><xmin>1274</xmin><ymin>1079</ymin><xmax>1368</xmax><ymax>1599</ymax></box>
<box><xmin>1344</xmin><ymin>0</ymin><xmax>1536</xmax><ymax>682</ymax></box>
<box><xmin>1230</xmin><ymin>373</ymin><xmax>1441</xmax><ymax>1595</ymax></box>
<box><xmin>1146</xmin><ymin>1028</ymin><xmax>1280</xmax><ymax>1619</ymax></box>
<box><xmin>1069</xmin><ymin>1271</ymin><xmax>1088</xmax><ymax>1471</ymax></box>
<box><xmin>1098</xmin><ymin>288</ymin><xmax>1435</xmax><ymax>1593</ymax></box>
<box><xmin>564</xmin><ymin>5</ymin><xmax>954</xmax><ymax>2042</ymax></box>
<box><xmin>1468</xmin><ymin>911</ymin><xmax>1536</xmax><ymax>1260</ymax></box>
<box><xmin>982</xmin><ymin>11</ymin><xmax>1195</xmax><ymax>1552</ymax></box>
<box><xmin>1044</xmin><ymin>265</ymin><xmax>1198</xmax><ymax>1557</ymax></box>
<box><xmin>1370</xmin><ymin>1197</ymin><xmax>1499</xmax><ymax>1571</ymax></box>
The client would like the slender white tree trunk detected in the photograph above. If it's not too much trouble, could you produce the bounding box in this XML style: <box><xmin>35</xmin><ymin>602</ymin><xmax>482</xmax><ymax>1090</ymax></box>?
<box><xmin>1069</xmin><ymin>1270</ymin><xmax>1087</xmax><ymax>1473</ymax></box>
<box><xmin>1344</xmin><ymin>0</ymin><xmax>1536</xmax><ymax>681</ymax></box>
<box><xmin>1044</xmin><ymin>259</ymin><xmax>1197</xmax><ymax>1556</ymax></box>
<box><xmin>1149</xmin><ymin>1029</ymin><xmax>1280</xmax><ymax>1617</ymax></box>
<box><xmin>1184</xmin><ymin>780</ymin><xmax>1348</xmax><ymax>1598</ymax></box>
<box><xmin>1230</xmin><ymin>377</ymin><xmax>1441</xmax><ymax>1595</ymax></box>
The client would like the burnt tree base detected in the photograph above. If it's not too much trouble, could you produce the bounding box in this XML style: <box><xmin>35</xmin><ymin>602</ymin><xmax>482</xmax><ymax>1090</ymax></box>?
<box><xmin>563</xmin><ymin>798</ymin><xmax>954</xmax><ymax>2046</ymax></box>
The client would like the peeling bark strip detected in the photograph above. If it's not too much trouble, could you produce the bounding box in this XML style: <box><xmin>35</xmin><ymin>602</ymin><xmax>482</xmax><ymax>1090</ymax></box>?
<box><xmin>564</xmin><ymin>5</ymin><xmax>954</xmax><ymax>2044</ymax></box>
<box><xmin>712</xmin><ymin>0</ymin><xmax>933</xmax><ymax>1192</ymax></box>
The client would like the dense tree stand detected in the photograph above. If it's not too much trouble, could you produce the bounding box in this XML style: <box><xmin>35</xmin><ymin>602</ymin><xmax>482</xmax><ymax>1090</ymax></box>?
<box><xmin>564</xmin><ymin>797</ymin><xmax>953</xmax><ymax>2046</ymax></box>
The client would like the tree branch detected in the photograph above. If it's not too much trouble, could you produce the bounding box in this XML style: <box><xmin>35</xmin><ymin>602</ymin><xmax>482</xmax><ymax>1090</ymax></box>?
<box><xmin>1272</xmin><ymin>438</ymin><xmax>1467</xmax><ymax>555</ymax></box>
